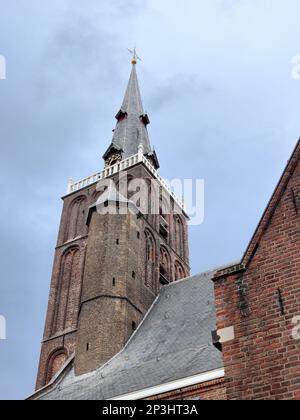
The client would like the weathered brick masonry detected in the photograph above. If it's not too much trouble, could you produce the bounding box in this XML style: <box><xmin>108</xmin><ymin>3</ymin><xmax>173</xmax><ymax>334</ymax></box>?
<box><xmin>36</xmin><ymin>154</ymin><xmax>189</xmax><ymax>386</ymax></box>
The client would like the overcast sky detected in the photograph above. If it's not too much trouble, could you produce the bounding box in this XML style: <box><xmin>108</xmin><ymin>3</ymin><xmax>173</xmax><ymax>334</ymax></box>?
<box><xmin>0</xmin><ymin>0</ymin><xmax>300</xmax><ymax>400</ymax></box>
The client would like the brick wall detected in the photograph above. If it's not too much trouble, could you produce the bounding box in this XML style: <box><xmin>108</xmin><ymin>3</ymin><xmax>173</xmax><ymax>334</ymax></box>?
<box><xmin>35</xmin><ymin>183</ymin><xmax>93</xmax><ymax>390</ymax></box>
<box><xmin>36</xmin><ymin>162</ymin><xmax>190</xmax><ymax>388</ymax></box>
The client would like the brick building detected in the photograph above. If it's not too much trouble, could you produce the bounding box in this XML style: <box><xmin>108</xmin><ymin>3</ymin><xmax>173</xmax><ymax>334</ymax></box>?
<box><xmin>29</xmin><ymin>54</ymin><xmax>300</xmax><ymax>400</ymax></box>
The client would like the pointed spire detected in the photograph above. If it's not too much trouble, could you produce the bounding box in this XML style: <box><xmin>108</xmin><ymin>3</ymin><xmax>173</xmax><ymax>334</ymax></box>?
<box><xmin>120</xmin><ymin>63</ymin><xmax>145</xmax><ymax>117</ymax></box>
<box><xmin>103</xmin><ymin>55</ymin><xmax>158</xmax><ymax>168</ymax></box>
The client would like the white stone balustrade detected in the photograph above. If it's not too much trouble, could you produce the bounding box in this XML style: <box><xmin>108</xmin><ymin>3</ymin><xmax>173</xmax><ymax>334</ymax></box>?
<box><xmin>66</xmin><ymin>153</ymin><xmax>185</xmax><ymax>211</ymax></box>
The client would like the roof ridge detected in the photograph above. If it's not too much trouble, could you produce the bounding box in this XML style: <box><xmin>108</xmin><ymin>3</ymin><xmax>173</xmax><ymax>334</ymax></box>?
<box><xmin>242</xmin><ymin>137</ymin><xmax>300</xmax><ymax>267</ymax></box>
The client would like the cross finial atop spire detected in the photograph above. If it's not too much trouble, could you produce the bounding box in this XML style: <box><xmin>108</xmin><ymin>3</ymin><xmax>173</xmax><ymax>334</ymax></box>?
<box><xmin>127</xmin><ymin>47</ymin><xmax>141</xmax><ymax>65</ymax></box>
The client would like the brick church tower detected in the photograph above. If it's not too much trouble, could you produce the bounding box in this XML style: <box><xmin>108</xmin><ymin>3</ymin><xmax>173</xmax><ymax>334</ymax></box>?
<box><xmin>35</xmin><ymin>53</ymin><xmax>190</xmax><ymax>390</ymax></box>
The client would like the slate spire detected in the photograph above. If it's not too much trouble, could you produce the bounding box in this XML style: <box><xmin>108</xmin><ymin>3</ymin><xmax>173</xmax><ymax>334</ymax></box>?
<box><xmin>103</xmin><ymin>54</ymin><xmax>159</xmax><ymax>168</ymax></box>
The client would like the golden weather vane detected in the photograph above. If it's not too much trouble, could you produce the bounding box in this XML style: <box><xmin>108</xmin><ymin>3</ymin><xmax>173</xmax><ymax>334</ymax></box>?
<box><xmin>127</xmin><ymin>47</ymin><xmax>142</xmax><ymax>65</ymax></box>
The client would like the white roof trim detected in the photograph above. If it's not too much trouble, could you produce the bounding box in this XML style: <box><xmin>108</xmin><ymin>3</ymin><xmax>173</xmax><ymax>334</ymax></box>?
<box><xmin>109</xmin><ymin>368</ymin><xmax>225</xmax><ymax>400</ymax></box>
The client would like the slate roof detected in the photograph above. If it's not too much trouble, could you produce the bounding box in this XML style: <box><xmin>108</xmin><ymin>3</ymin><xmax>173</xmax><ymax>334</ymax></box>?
<box><xmin>34</xmin><ymin>269</ymin><xmax>224</xmax><ymax>400</ymax></box>
<box><xmin>104</xmin><ymin>63</ymin><xmax>152</xmax><ymax>161</ymax></box>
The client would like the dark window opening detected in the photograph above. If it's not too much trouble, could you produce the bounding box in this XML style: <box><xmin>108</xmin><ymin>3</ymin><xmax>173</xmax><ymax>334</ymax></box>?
<box><xmin>159</xmin><ymin>265</ymin><xmax>169</xmax><ymax>286</ymax></box>
<box><xmin>132</xmin><ymin>271</ymin><xmax>136</xmax><ymax>279</ymax></box>
<box><xmin>86</xmin><ymin>343</ymin><xmax>90</xmax><ymax>352</ymax></box>
<box><xmin>160</xmin><ymin>273</ymin><xmax>169</xmax><ymax>286</ymax></box>
<box><xmin>116</xmin><ymin>239</ymin><xmax>119</xmax><ymax>245</ymax></box>
<box><xmin>159</xmin><ymin>215</ymin><xmax>169</xmax><ymax>239</ymax></box>
<box><xmin>137</xmin><ymin>232</ymin><xmax>140</xmax><ymax>239</ymax></box>
<box><xmin>132</xmin><ymin>321</ymin><xmax>137</xmax><ymax>331</ymax></box>
<box><xmin>113</xmin><ymin>278</ymin><xmax>116</xmax><ymax>287</ymax></box>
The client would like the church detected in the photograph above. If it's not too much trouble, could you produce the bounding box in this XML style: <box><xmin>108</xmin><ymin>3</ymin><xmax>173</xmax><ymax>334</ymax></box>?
<box><xmin>29</xmin><ymin>52</ymin><xmax>300</xmax><ymax>400</ymax></box>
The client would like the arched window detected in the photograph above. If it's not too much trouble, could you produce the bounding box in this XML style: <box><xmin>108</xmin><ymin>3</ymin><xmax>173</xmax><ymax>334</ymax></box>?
<box><xmin>145</xmin><ymin>179</ymin><xmax>153</xmax><ymax>223</ymax></box>
<box><xmin>159</xmin><ymin>191</ymin><xmax>171</xmax><ymax>241</ymax></box>
<box><xmin>174</xmin><ymin>215</ymin><xmax>185</xmax><ymax>259</ymax></box>
<box><xmin>175</xmin><ymin>261</ymin><xmax>185</xmax><ymax>281</ymax></box>
<box><xmin>145</xmin><ymin>230</ymin><xmax>156</xmax><ymax>292</ymax></box>
<box><xmin>160</xmin><ymin>246</ymin><xmax>171</xmax><ymax>285</ymax></box>
<box><xmin>92</xmin><ymin>188</ymin><xmax>105</xmax><ymax>204</ymax></box>
<box><xmin>45</xmin><ymin>348</ymin><xmax>68</xmax><ymax>384</ymax></box>
<box><xmin>51</xmin><ymin>247</ymin><xmax>81</xmax><ymax>335</ymax></box>
<box><xmin>65</xmin><ymin>196</ymin><xmax>87</xmax><ymax>241</ymax></box>
<box><xmin>160</xmin><ymin>191</ymin><xmax>171</xmax><ymax>223</ymax></box>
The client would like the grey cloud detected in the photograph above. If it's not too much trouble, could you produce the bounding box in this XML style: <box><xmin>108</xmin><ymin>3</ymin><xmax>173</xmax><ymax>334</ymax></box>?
<box><xmin>0</xmin><ymin>0</ymin><xmax>300</xmax><ymax>400</ymax></box>
<box><xmin>147</xmin><ymin>73</ymin><xmax>214</xmax><ymax>112</ymax></box>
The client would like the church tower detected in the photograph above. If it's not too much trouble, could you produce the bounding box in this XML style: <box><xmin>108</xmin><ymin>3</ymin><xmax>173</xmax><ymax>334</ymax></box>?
<box><xmin>35</xmin><ymin>53</ymin><xmax>190</xmax><ymax>389</ymax></box>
